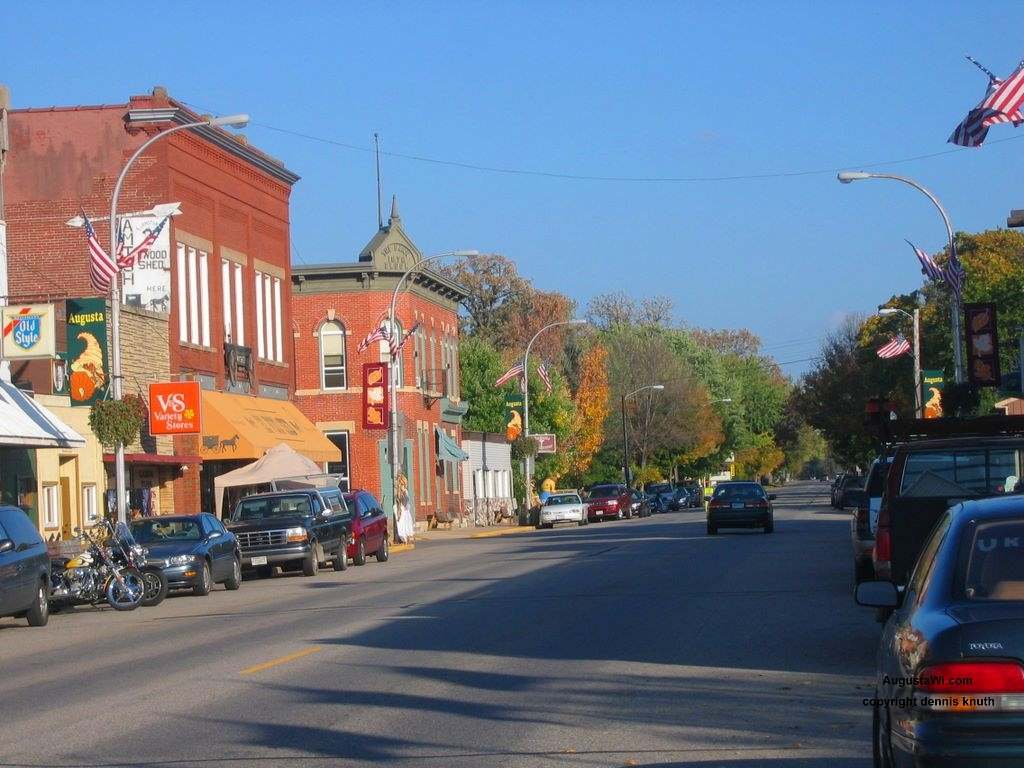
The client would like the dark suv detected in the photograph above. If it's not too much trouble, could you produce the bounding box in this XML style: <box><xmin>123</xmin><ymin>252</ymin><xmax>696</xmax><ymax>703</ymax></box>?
<box><xmin>226</xmin><ymin>488</ymin><xmax>351</xmax><ymax>577</ymax></box>
<box><xmin>0</xmin><ymin>506</ymin><xmax>50</xmax><ymax>627</ymax></box>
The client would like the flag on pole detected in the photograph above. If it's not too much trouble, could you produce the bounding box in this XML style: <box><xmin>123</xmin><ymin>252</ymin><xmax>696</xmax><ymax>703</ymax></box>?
<box><xmin>389</xmin><ymin>321</ymin><xmax>421</xmax><ymax>358</ymax></box>
<box><xmin>877</xmin><ymin>335</ymin><xmax>912</xmax><ymax>359</ymax></box>
<box><xmin>116</xmin><ymin>215</ymin><xmax>170</xmax><ymax>269</ymax></box>
<box><xmin>357</xmin><ymin>326</ymin><xmax>389</xmax><ymax>353</ymax></box>
<box><xmin>83</xmin><ymin>213</ymin><xmax>118</xmax><ymax>295</ymax></box>
<box><xmin>494</xmin><ymin>361</ymin><xmax>524</xmax><ymax>388</ymax></box>
<box><xmin>537</xmin><ymin>362</ymin><xmax>553</xmax><ymax>394</ymax></box>
<box><xmin>907</xmin><ymin>240</ymin><xmax>965</xmax><ymax>301</ymax></box>
<box><xmin>949</xmin><ymin>58</ymin><xmax>1024</xmax><ymax>147</ymax></box>
<box><xmin>907</xmin><ymin>240</ymin><xmax>945</xmax><ymax>283</ymax></box>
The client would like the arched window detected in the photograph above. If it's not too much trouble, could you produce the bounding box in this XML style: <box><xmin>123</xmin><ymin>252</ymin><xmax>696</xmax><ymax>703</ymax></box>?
<box><xmin>379</xmin><ymin>319</ymin><xmax>404</xmax><ymax>388</ymax></box>
<box><xmin>319</xmin><ymin>321</ymin><xmax>346</xmax><ymax>390</ymax></box>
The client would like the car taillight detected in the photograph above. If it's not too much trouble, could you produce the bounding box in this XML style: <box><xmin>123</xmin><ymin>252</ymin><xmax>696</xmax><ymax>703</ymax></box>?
<box><xmin>916</xmin><ymin>661</ymin><xmax>1024</xmax><ymax>711</ymax></box>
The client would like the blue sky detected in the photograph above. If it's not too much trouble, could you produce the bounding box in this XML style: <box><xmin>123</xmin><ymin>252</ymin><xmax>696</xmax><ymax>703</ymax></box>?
<box><xmin>4</xmin><ymin>1</ymin><xmax>1024</xmax><ymax>376</ymax></box>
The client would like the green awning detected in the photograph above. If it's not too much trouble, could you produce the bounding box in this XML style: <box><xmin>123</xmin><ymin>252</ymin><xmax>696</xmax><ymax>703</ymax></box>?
<box><xmin>435</xmin><ymin>426</ymin><xmax>469</xmax><ymax>462</ymax></box>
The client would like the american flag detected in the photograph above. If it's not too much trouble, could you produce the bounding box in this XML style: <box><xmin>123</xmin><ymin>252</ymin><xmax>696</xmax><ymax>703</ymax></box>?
<box><xmin>390</xmin><ymin>321</ymin><xmax>421</xmax><ymax>358</ymax></box>
<box><xmin>946</xmin><ymin>248</ymin><xmax>966</xmax><ymax>301</ymax></box>
<box><xmin>83</xmin><ymin>213</ymin><xmax>118</xmax><ymax>295</ymax></box>
<box><xmin>537</xmin><ymin>362</ymin><xmax>553</xmax><ymax>394</ymax></box>
<box><xmin>877</xmin><ymin>335</ymin><xmax>912</xmax><ymax>359</ymax></box>
<box><xmin>357</xmin><ymin>326</ymin><xmax>389</xmax><ymax>353</ymax></box>
<box><xmin>949</xmin><ymin>59</ymin><xmax>1024</xmax><ymax>147</ymax></box>
<box><xmin>117</xmin><ymin>215</ymin><xmax>170</xmax><ymax>269</ymax></box>
<box><xmin>907</xmin><ymin>240</ymin><xmax>945</xmax><ymax>283</ymax></box>
<box><xmin>494</xmin><ymin>361</ymin><xmax>524</xmax><ymax>388</ymax></box>
<box><xmin>907</xmin><ymin>240</ymin><xmax>965</xmax><ymax>301</ymax></box>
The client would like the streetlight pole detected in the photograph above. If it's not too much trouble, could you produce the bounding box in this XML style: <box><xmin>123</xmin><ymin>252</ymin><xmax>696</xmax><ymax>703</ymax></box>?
<box><xmin>387</xmin><ymin>250</ymin><xmax>478</xmax><ymax>530</ymax></box>
<box><xmin>879</xmin><ymin>307</ymin><xmax>922</xmax><ymax>417</ymax></box>
<box><xmin>621</xmin><ymin>384</ymin><xmax>665</xmax><ymax>489</ymax></box>
<box><xmin>109</xmin><ymin>113</ymin><xmax>248</xmax><ymax>524</ymax></box>
<box><xmin>521</xmin><ymin>319</ymin><xmax>587</xmax><ymax>519</ymax></box>
<box><xmin>838</xmin><ymin>171</ymin><xmax>964</xmax><ymax>384</ymax></box>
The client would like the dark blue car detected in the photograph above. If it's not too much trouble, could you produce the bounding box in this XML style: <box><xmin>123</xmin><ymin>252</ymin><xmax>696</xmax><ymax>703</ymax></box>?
<box><xmin>131</xmin><ymin>514</ymin><xmax>241</xmax><ymax>597</ymax></box>
<box><xmin>858</xmin><ymin>495</ymin><xmax>1024</xmax><ymax>766</ymax></box>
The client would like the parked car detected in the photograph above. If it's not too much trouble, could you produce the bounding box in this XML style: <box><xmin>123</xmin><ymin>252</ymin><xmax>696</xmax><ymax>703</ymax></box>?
<box><xmin>849</xmin><ymin>455</ymin><xmax>893</xmax><ymax>584</ymax></box>
<box><xmin>635</xmin><ymin>492</ymin><xmax>656</xmax><ymax>517</ymax></box>
<box><xmin>681</xmin><ymin>484</ymin><xmax>704</xmax><ymax>508</ymax></box>
<box><xmin>226</xmin><ymin>487</ymin><xmax>351</xmax><ymax>577</ymax></box>
<box><xmin>706</xmin><ymin>481</ymin><xmax>775</xmax><ymax>534</ymax></box>
<box><xmin>858</xmin><ymin>495</ymin><xmax>1024</xmax><ymax>766</ymax></box>
<box><xmin>586</xmin><ymin>484</ymin><xmax>632</xmax><ymax>521</ymax></box>
<box><xmin>646</xmin><ymin>483</ymin><xmax>677</xmax><ymax>511</ymax></box>
<box><xmin>538</xmin><ymin>492</ymin><xmax>587</xmax><ymax>528</ymax></box>
<box><xmin>830</xmin><ymin>473</ymin><xmax>847</xmax><ymax>507</ymax></box>
<box><xmin>0</xmin><ymin>506</ymin><xmax>50</xmax><ymax>627</ymax></box>
<box><xmin>833</xmin><ymin>473</ymin><xmax>864</xmax><ymax>509</ymax></box>
<box><xmin>132</xmin><ymin>514</ymin><xmax>242</xmax><ymax>596</ymax></box>
<box><xmin>341</xmin><ymin>490</ymin><xmax>390</xmax><ymax>565</ymax></box>
<box><xmin>874</xmin><ymin>436</ymin><xmax>1024</xmax><ymax>587</ymax></box>
<box><xmin>628</xmin><ymin>489</ymin><xmax>646</xmax><ymax>517</ymax></box>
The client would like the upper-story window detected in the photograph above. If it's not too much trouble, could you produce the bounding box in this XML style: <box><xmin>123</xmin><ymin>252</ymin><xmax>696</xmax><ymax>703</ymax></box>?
<box><xmin>176</xmin><ymin>243</ymin><xmax>211</xmax><ymax>348</ymax></box>
<box><xmin>379</xmin><ymin>319</ymin><xmax>403</xmax><ymax>388</ymax></box>
<box><xmin>320</xmin><ymin>321</ymin><xmax>347</xmax><ymax>389</ymax></box>
<box><xmin>255</xmin><ymin>270</ymin><xmax>283</xmax><ymax>362</ymax></box>
<box><xmin>221</xmin><ymin>259</ymin><xmax>245</xmax><ymax>346</ymax></box>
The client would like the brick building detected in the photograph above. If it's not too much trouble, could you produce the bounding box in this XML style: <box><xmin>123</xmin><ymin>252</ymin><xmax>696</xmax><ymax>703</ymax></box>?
<box><xmin>292</xmin><ymin>199</ymin><xmax>469</xmax><ymax>527</ymax></box>
<box><xmin>3</xmin><ymin>87</ymin><xmax>337</xmax><ymax>520</ymax></box>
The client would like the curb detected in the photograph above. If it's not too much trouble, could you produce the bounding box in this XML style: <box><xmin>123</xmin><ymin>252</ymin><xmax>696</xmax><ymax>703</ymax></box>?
<box><xmin>469</xmin><ymin>525</ymin><xmax>536</xmax><ymax>539</ymax></box>
<box><xmin>390</xmin><ymin>543</ymin><xmax>415</xmax><ymax>554</ymax></box>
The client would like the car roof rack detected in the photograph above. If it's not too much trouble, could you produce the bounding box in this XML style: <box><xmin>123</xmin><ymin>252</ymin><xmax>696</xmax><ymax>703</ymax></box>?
<box><xmin>883</xmin><ymin>414</ymin><xmax>1024</xmax><ymax>443</ymax></box>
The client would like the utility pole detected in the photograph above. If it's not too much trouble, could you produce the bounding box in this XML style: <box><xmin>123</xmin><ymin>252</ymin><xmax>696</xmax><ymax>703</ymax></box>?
<box><xmin>621</xmin><ymin>393</ymin><xmax>630</xmax><ymax>488</ymax></box>
<box><xmin>0</xmin><ymin>84</ymin><xmax>10</xmax><ymax>384</ymax></box>
<box><xmin>913</xmin><ymin>308</ymin><xmax>922</xmax><ymax>418</ymax></box>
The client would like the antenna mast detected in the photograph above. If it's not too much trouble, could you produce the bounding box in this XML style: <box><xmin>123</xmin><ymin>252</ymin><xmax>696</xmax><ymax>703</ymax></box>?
<box><xmin>374</xmin><ymin>132</ymin><xmax>383</xmax><ymax>230</ymax></box>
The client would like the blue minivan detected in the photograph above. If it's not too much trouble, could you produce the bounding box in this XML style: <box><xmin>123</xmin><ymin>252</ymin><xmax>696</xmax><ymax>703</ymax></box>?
<box><xmin>0</xmin><ymin>506</ymin><xmax>50</xmax><ymax>627</ymax></box>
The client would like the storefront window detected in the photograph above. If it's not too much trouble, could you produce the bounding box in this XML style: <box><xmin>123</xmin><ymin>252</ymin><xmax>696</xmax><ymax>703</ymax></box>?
<box><xmin>42</xmin><ymin>484</ymin><xmax>60</xmax><ymax>529</ymax></box>
<box><xmin>82</xmin><ymin>484</ymin><xmax>98</xmax><ymax>524</ymax></box>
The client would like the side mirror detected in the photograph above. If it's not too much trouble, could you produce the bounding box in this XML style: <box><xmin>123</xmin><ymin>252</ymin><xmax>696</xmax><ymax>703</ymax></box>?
<box><xmin>768</xmin><ymin>494</ymin><xmax>777</xmax><ymax>501</ymax></box>
<box><xmin>0</xmin><ymin>538</ymin><xmax>14</xmax><ymax>554</ymax></box>
<box><xmin>855</xmin><ymin>580</ymin><xmax>901</xmax><ymax>608</ymax></box>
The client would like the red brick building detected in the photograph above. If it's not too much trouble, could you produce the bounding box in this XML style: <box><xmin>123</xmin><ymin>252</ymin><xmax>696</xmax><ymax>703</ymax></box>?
<box><xmin>4</xmin><ymin>87</ymin><xmax>337</xmax><ymax>516</ymax></box>
<box><xmin>292</xmin><ymin>199</ymin><xmax>469</xmax><ymax>526</ymax></box>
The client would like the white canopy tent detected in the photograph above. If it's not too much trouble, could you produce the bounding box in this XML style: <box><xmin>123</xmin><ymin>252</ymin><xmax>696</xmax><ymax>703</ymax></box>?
<box><xmin>214</xmin><ymin>442</ymin><xmax>333</xmax><ymax>518</ymax></box>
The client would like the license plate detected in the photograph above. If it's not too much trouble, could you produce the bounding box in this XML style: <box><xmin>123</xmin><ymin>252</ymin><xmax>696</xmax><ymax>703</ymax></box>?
<box><xmin>731</xmin><ymin>502</ymin><xmax>745</xmax><ymax>509</ymax></box>
<box><xmin>250</xmin><ymin>556</ymin><xmax>268</xmax><ymax>566</ymax></box>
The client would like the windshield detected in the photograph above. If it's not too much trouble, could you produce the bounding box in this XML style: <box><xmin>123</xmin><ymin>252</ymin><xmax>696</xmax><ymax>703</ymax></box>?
<box><xmin>132</xmin><ymin>518</ymin><xmax>202</xmax><ymax>544</ymax></box>
<box><xmin>547</xmin><ymin>494</ymin><xmax>581</xmax><ymax>505</ymax></box>
<box><xmin>233</xmin><ymin>494</ymin><xmax>314</xmax><ymax>521</ymax></box>
<box><xmin>588</xmin><ymin>486</ymin><xmax>620</xmax><ymax>499</ymax></box>
<box><xmin>713</xmin><ymin>484</ymin><xmax>765</xmax><ymax>500</ymax></box>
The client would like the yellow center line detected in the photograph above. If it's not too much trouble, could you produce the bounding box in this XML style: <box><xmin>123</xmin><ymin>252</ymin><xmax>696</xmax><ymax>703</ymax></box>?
<box><xmin>240</xmin><ymin>645</ymin><xmax>323</xmax><ymax>675</ymax></box>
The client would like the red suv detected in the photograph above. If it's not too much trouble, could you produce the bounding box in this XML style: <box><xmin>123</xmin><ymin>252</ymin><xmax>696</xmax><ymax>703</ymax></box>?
<box><xmin>586</xmin><ymin>484</ymin><xmax>632</xmax><ymax>521</ymax></box>
<box><xmin>342</xmin><ymin>491</ymin><xmax>391</xmax><ymax>565</ymax></box>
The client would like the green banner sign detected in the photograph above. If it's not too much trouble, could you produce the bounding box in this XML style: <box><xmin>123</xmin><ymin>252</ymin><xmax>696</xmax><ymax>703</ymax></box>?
<box><xmin>65</xmin><ymin>298</ymin><xmax>110</xmax><ymax>407</ymax></box>
<box><xmin>505</xmin><ymin>391</ymin><xmax>524</xmax><ymax>442</ymax></box>
<box><xmin>921</xmin><ymin>369</ymin><xmax>945</xmax><ymax>419</ymax></box>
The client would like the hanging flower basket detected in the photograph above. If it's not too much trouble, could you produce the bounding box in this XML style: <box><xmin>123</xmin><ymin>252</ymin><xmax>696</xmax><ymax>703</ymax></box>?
<box><xmin>89</xmin><ymin>394</ymin><xmax>147</xmax><ymax>448</ymax></box>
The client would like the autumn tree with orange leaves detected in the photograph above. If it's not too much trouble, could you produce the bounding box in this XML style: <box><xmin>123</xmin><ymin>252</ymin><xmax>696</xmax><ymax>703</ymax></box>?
<box><xmin>562</xmin><ymin>344</ymin><xmax>610</xmax><ymax>480</ymax></box>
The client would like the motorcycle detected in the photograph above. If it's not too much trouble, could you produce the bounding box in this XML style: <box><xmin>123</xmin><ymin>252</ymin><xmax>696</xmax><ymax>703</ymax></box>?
<box><xmin>50</xmin><ymin>520</ymin><xmax>153</xmax><ymax>611</ymax></box>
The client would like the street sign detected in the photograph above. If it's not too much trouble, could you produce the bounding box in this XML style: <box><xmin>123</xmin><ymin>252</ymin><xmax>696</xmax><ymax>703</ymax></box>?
<box><xmin>2</xmin><ymin>304</ymin><xmax>56</xmax><ymax>360</ymax></box>
<box><xmin>148</xmin><ymin>381</ymin><xmax>202</xmax><ymax>435</ymax></box>
<box><xmin>534</xmin><ymin>433</ymin><xmax>557</xmax><ymax>453</ymax></box>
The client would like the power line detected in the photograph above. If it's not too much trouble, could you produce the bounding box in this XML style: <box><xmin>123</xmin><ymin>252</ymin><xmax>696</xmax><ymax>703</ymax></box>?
<box><xmin>775</xmin><ymin>355</ymin><xmax>822</xmax><ymax>366</ymax></box>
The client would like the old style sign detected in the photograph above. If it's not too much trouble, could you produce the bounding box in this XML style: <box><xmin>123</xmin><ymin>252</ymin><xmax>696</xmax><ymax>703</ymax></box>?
<box><xmin>1</xmin><ymin>304</ymin><xmax>56</xmax><ymax>359</ymax></box>
<box><xmin>363</xmin><ymin>362</ymin><xmax>390</xmax><ymax>429</ymax></box>
<box><xmin>965</xmin><ymin>303</ymin><xmax>1001</xmax><ymax>387</ymax></box>
<box><xmin>149</xmin><ymin>381</ymin><xmax>202</xmax><ymax>435</ymax></box>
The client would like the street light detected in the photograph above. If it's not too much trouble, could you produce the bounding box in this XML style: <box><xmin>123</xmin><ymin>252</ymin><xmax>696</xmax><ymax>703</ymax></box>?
<box><xmin>108</xmin><ymin>112</ymin><xmax>249</xmax><ymax>524</ymax></box>
<box><xmin>621</xmin><ymin>384</ymin><xmax>665</xmax><ymax>491</ymax></box>
<box><xmin>387</xmin><ymin>249</ymin><xmax>479</xmax><ymax>530</ymax></box>
<box><xmin>878</xmin><ymin>307</ymin><xmax>922</xmax><ymax>417</ymax></box>
<box><xmin>837</xmin><ymin>170</ymin><xmax>964</xmax><ymax>384</ymax></box>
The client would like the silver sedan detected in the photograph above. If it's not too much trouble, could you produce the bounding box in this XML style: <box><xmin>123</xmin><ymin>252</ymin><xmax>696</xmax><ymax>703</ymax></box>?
<box><xmin>538</xmin><ymin>492</ymin><xmax>588</xmax><ymax>528</ymax></box>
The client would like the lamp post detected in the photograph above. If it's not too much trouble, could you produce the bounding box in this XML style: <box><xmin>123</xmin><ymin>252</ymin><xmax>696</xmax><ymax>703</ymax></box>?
<box><xmin>879</xmin><ymin>307</ymin><xmax>922</xmax><ymax>417</ymax></box>
<box><xmin>387</xmin><ymin>250</ymin><xmax>479</xmax><ymax>528</ymax></box>
<box><xmin>837</xmin><ymin>171</ymin><xmax>964</xmax><ymax>384</ymax></box>
<box><xmin>621</xmin><ymin>384</ymin><xmax>665</xmax><ymax>490</ymax></box>
<box><xmin>520</xmin><ymin>318</ymin><xmax>587</xmax><ymax>520</ymax></box>
<box><xmin>109</xmin><ymin>113</ymin><xmax>248</xmax><ymax>524</ymax></box>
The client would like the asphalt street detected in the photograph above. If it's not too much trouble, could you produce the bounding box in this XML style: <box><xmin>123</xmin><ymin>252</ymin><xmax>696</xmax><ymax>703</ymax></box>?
<box><xmin>1</xmin><ymin>481</ymin><xmax>879</xmax><ymax>768</ymax></box>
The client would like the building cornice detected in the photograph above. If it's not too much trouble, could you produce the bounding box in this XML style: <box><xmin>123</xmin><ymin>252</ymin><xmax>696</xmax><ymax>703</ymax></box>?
<box><xmin>125</xmin><ymin>107</ymin><xmax>300</xmax><ymax>186</ymax></box>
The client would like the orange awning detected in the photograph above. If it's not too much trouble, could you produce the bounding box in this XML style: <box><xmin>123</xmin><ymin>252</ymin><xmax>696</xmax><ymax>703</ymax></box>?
<box><xmin>198</xmin><ymin>391</ymin><xmax>340</xmax><ymax>463</ymax></box>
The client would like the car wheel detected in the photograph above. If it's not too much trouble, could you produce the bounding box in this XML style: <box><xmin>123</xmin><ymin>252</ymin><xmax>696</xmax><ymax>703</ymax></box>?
<box><xmin>193</xmin><ymin>561</ymin><xmax>212</xmax><ymax>596</ymax></box>
<box><xmin>872</xmin><ymin>697</ymin><xmax>895</xmax><ymax>768</ymax></box>
<box><xmin>25</xmin><ymin>579</ymin><xmax>49</xmax><ymax>627</ymax></box>
<box><xmin>333</xmin><ymin>545</ymin><xmax>348</xmax><ymax>571</ymax></box>
<box><xmin>353</xmin><ymin>538</ymin><xmax>367</xmax><ymax>566</ymax></box>
<box><xmin>707</xmin><ymin>524</ymin><xmax>717</xmax><ymax>536</ymax></box>
<box><xmin>616</xmin><ymin>509</ymin><xmax>623</xmax><ymax>520</ymax></box>
<box><xmin>376</xmin><ymin>536</ymin><xmax>389</xmax><ymax>562</ymax></box>
<box><xmin>256</xmin><ymin>564</ymin><xmax>274</xmax><ymax>579</ymax></box>
<box><xmin>301</xmin><ymin>550</ymin><xmax>319</xmax><ymax>577</ymax></box>
<box><xmin>224</xmin><ymin>557</ymin><xmax>242</xmax><ymax>590</ymax></box>
<box><xmin>141</xmin><ymin>569</ymin><xmax>169</xmax><ymax>606</ymax></box>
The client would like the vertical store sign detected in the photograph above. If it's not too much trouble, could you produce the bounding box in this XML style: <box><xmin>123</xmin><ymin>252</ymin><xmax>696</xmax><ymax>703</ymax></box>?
<box><xmin>363</xmin><ymin>362</ymin><xmax>389</xmax><ymax>429</ymax></box>
<box><xmin>119</xmin><ymin>210</ymin><xmax>172</xmax><ymax>314</ymax></box>
<box><xmin>964</xmin><ymin>303</ymin><xmax>1001</xmax><ymax>387</ymax></box>
<box><xmin>505</xmin><ymin>391</ymin><xmax>524</xmax><ymax>442</ymax></box>
<box><xmin>65</xmin><ymin>298</ymin><xmax>109</xmax><ymax>406</ymax></box>
<box><xmin>921</xmin><ymin>370</ymin><xmax>945</xmax><ymax>419</ymax></box>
